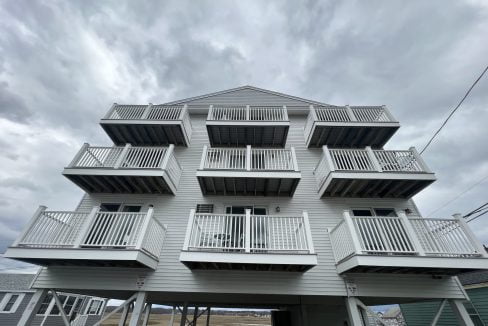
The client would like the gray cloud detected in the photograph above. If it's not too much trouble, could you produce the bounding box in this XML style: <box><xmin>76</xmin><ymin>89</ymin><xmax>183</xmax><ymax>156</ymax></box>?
<box><xmin>0</xmin><ymin>0</ymin><xmax>487</xmax><ymax>272</ymax></box>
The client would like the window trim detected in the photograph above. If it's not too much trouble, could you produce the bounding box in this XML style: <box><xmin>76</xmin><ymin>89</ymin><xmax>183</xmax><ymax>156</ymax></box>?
<box><xmin>350</xmin><ymin>207</ymin><xmax>398</xmax><ymax>217</ymax></box>
<box><xmin>36</xmin><ymin>293</ymin><xmax>81</xmax><ymax>316</ymax></box>
<box><xmin>84</xmin><ymin>298</ymin><xmax>105</xmax><ymax>315</ymax></box>
<box><xmin>224</xmin><ymin>205</ymin><xmax>268</xmax><ymax>215</ymax></box>
<box><xmin>0</xmin><ymin>292</ymin><xmax>25</xmax><ymax>314</ymax></box>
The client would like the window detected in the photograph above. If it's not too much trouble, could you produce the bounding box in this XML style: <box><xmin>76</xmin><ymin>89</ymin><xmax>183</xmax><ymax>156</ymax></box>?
<box><xmin>464</xmin><ymin>301</ymin><xmax>485</xmax><ymax>326</ymax></box>
<box><xmin>37</xmin><ymin>294</ymin><xmax>53</xmax><ymax>315</ymax></box>
<box><xmin>225</xmin><ymin>206</ymin><xmax>267</xmax><ymax>215</ymax></box>
<box><xmin>99</xmin><ymin>203</ymin><xmax>142</xmax><ymax>212</ymax></box>
<box><xmin>351</xmin><ymin>208</ymin><xmax>397</xmax><ymax>217</ymax></box>
<box><xmin>0</xmin><ymin>293</ymin><xmax>24</xmax><ymax>313</ymax></box>
<box><xmin>36</xmin><ymin>293</ymin><xmax>80</xmax><ymax>316</ymax></box>
<box><xmin>196</xmin><ymin>204</ymin><xmax>214</xmax><ymax>213</ymax></box>
<box><xmin>85</xmin><ymin>299</ymin><xmax>104</xmax><ymax>315</ymax></box>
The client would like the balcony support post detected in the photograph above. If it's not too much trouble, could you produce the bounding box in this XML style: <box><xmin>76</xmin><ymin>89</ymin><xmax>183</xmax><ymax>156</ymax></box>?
<box><xmin>16</xmin><ymin>289</ymin><xmax>49</xmax><ymax>326</ymax></box>
<box><xmin>200</xmin><ymin>145</ymin><xmax>208</xmax><ymax>170</ymax></box>
<box><xmin>128</xmin><ymin>292</ymin><xmax>148</xmax><ymax>326</ymax></box>
<box><xmin>161</xmin><ymin>144</ymin><xmax>175</xmax><ymax>169</ymax></box>
<box><xmin>409</xmin><ymin>146</ymin><xmax>432</xmax><ymax>173</ymax></box>
<box><xmin>398</xmin><ymin>211</ymin><xmax>426</xmax><ymax>256</ymax></box>
<box><xmin>302</xmin><ymin>211</ymin><xmax>315</xmax><ymax>254</ymax></box>
<box><xmin>12</xmin><ymin>205</ymin><xmax>47</xmax><ymax>247</ymax></box>
<box><xmin>136</xmin><ymin>206</ymin><xmax>155</xmax><ymax>250</ymax></box>
<box><xmin>282</xmin><ymin>105</ymin><xmax>288</xmax><ymax>121</ymax></box>
<box><xmin>207</xmin><ymin>105</ymin><xmax>214</xmax><ymax>120</ymax></box>
<box><xmin>52</xmin><ymin>289</ymin><xmax>70</xmax><ymax>326</ymax></box>
<box><xmin>345</xmin><ymin>297</ymin><xmax>363</xmax><ymax>326</ymax></box>
<box><xmin>68</xmin><ymin>143</ymin><xmax>90</xmax><ymax>168</ymax></box>
<box><xmin>454</xmin><ymin>213</ymin><xmax>488</xmax><ymax>257</ymax></box>
<box><xmin>245</xmin><ymin>209</ymin><xmax>251</xmax><ymax>253</ymax></box>
<box><xmin>365</xmin><ymin>146</ymin><xmax>382</xmax><ymax>172</ymax></box>
<box><xmin>343</xmin><ymin>210</ymin><xmax>362</xmax><ymax>255</ymax></box>
<box><xmin>74</xmin><ymin>206</ymin><xmax>100</xmax><ymax>248</ymax></box>
<box><xmin>246</xmin><ymin>145</ymin><xmax>252</xmax><ymax>171</ymax></box>
<box><xmin>114</xmin><ymin>144</ymin><xmax>132</xmax><ymax>169</ymax></box>
<box><xmin>183</xmin><ymin>209</ymin><xmax>196</xmax><ymax>251</ymax></box>
<box><xmin>103</xmin><ymin>102</ymin><xmax>117</xmax><ymax>119</ymax></box>
<box><xmin>431</xmin><ymin>299</ymin><xmax>447</xmax><ymax>326</ymax></box>
<box><xmin>322</xmin><ymin>146</ymin><xmax>335</xmax><ymax>172</ymax></box>
<box><xmin>448</xmin><ymin>299</ymin><xmax>475</xmax><ymax>326</ymax></box>
<box><xmin>141</xmin><ymin>103</ymin><xmax>153</xmax><ymax>119</ymax></box>
<box><xmin>345</xmin><ymin>105</ymin><xmax>357</xmax><ymax>122</ymax></box>
<box><xmin>246</xmin><ymin>105</ymin><xmax>250</xmax><ymax>120</ymax></box>
<box><xmin>291</xmin><ymin>147</ymin><xmax>299</xmax><ymax>171</ymax></box>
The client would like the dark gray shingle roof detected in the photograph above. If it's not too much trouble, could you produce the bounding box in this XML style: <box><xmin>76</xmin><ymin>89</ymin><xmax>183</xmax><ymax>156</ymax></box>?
<box><xmin>0</xmin><ymin>273</ymin><xmax>36</xmax><ymax>291</ymax></box>
<box><xmin>458</xmin><ymin>271</ymin><xmax>488</xmax><ymax>286</ymax></box>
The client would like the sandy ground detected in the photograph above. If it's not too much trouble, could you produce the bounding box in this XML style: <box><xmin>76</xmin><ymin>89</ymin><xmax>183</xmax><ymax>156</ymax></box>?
<box><xmin>100</xmin><ymin>313</ymin><xmax>271</xmax><ymax>326</ymax></box>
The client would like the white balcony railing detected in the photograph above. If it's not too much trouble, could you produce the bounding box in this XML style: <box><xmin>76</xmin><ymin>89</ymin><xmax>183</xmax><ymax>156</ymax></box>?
<box><xmin>12</xmin><ymin>206</ymin><xmax>167</xmax><ymax>260</ymax></box>
<box><xmin>183</xmin><ymin>210</ymin><xmax>314</xmax><ymax>254</ymax></box>
<box><xmin>314</xmin><ymin>146</ymin><xmax>431</xmax><ymax>188</ymax></box>
<box><xmin>329</xmin><ymin>211</ymin><xmax>488</xmax><ymax>264</ymax></box>
<box><xmin>207</xmin><ymin>105</ymin><xmax>288</xmax><ymax>122</ymax></box>
<box><xmin>67</xmin><ymin>144</ymin><xmax>182</xmax><ymax>183</ymax></box>
<box><xmin>104</xmin><ymin>104</ymin><xmax>188</xmax><ymax>121</ymax></box>
<box><xmin>200</xmin><ymin>146</ymin><xmax>299</xmax><ymax>171</ymax></box>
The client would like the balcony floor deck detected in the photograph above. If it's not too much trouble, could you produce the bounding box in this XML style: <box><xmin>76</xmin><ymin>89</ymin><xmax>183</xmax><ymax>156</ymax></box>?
<box><xmin>197</xmin><ymin>171</ymin><xmax>301</xmax><ymax>196</ymax></box>
<box><xmin>206</xmin><ymin>123</ymin><xmax>289</xmax><ymax>147</ymax></box>
<box><xmin>63</xmin><ymin>168</ymin><xmax>176</xmax><ymax>194</ymax></box>
<box><xmin>101</xmin><ymin>120</ymin><xmax>189</xmax><ymax>146</ymax></box>
<box><xmin>180</xmin><ymin>251</ymin><xmax>317</xmax><ymax>272</ymax></box>
<box><xmin>5</xmin><ymin>247</ymin><xmax>158</xmax><ymax>269</ymax></box>
<box><xmin>307</xmin><ymin>123</ymin><xmax>399</xmax><ymax>148</ymax></box>
<box><xmin>336</xmin><ymin>254</ymin><xmax>488</xmax><ymax>275</ymax></box>
<box><xmin>319</xmin><ymin>172</ymin><xmax>436</xmax><ymax>199</ymax></box>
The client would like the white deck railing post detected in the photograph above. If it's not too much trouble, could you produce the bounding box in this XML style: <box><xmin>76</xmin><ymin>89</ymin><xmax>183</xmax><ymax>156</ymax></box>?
<box><xmin>207</xmin><ymin>105</ymin><xmax>214</xmax><ymax>120</ymax></box>
<box><xmin>302</xmin><ymin>211</ymin><xmax>315</xmax><ymax>254</ymax></box>
<box><xmin>322</xmin><ymin>146</ymin><xmax>336</xmax><ymax>172</ymax></box>
<box><xmin>103</xmin><ymin>103</ymin><xmax>118</xmax><ymax>119</ymax></box>
<box><xmin>245</xmin><ymin>209</ymin><xmax>251</xmax><ymax>253</ymax></box>
<box><xmin>409</xmin><ymin>146</ymin><xmax>432</xmax><ymax>173</ymax></box>
<box><xmin>397</xmin><ymin>211</ymin><xmax>426</xmax><ymax>256</ymax></box>
<box><xmin>309</xmin><ymin>105</ymin><xmax>318</xmax><ymax>121</ymax></box>
<box><xmin>290</xmin><ymin>147</ymin><xmax>299</xmax><ymax>171</ymax></box>
<box><xmin>12</xmin><ymin>205</ymin><xmax>47</xmax><ymax>247</ymax></box>
<box><xmin>114</xmin><ymin>144</ymin><xmax>132</xmax><ymax>169</ymax></box>
<box><xmin>161</xmin><ymin>144</ymin><xmax>175</xmax><ymax>169</ymax></box>
<box><xmin>200</xmin><ymin>145</ymin><xmax>208</xmax><ymax>170</ymax></box>
<box><xmin>179</xmin><ymin>104</ymin><xmax>188</xmax><ymax>120</ymax></box>
<box><xmin>453</xmin><ymin>213</ymin><xmax>488</xmax><ymax>257</ymax></box>
<box><xmin>365</xmin><ymin>146</ymin><xmax>383</xmax><ymax>172</ymax></box>
<box><xmin>282</xmin><ymin>105</ymin><xmax>288</xmax><ymax>121</ymax></box>
<box><xmin>246</xmin><ymin>145</ymin><xmax>252</xmax><ymax>171</ymax></box>
<box><xmin>382</xmin><ymin>105</ymin><xmax>396</xmax><ymax>122</ymax></box>
<box><xmin>74</xmin><ymin>206</ymin><xmax>100</xmax><ymax>248</ymax></box>
<box><xmin>342</xmin><ymin>210</ymin><xmax>363</xmax><ymax>255</ymax></box>
<box><xmin>141</xmin><ymin>103</ymin><xmax>153</xmax><ymax>120</ymax></box>
<box><xmin>246</xmin><ymin>105</ymin><xmax>250</xmax><ymax>120</ymax></box>
<box><xmin>136</xmin><ymin>206</ymin><xmax>155</xmax><ymax>250</ymax></box>
<box><xmin>183</xmin><ymin>209</ymin><xmax>196</xmax><ymax>251</ymax></box>
<box><xmin>68</xmin><ymin>143</ymin><xmax>90</xmax><ymax>168</ymax></box>
<box><xmin>345</xmin><ymin>105</ymin><xmax>357</xmax><ymax>122</ymax></box>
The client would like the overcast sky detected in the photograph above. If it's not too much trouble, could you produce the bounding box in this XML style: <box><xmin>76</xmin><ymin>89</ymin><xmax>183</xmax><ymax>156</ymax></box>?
<box><xmin>0</xmin><ymin>0</ymin><xmax>487</xmax><ymax>272</ymax></box>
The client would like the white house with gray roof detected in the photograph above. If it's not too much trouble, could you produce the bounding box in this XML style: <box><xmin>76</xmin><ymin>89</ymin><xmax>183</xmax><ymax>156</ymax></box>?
<box><xmin>4</xmin><ymin>86</ymin><xmax>488</xmax><ymax>326</ymax></box>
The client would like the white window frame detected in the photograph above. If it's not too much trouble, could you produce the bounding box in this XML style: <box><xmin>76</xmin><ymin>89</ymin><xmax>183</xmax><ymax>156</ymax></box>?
<box><xmin>350</xmin><ymin>207</ymin><xmax>398</xmax><ymax>217</ymax></box>
<box><xmin>0</xmin><ymin>292</ymin><xmax>25</xmax><ymax>313</ymax></box>
<box><xmin>84</xmin><ymin>298</ymin><xmax>105</xmax><ymax>315</ymax></box>
<box><xmin>224</xmin><ymin>205</ymin><xmax>268</xmax><ymax>215</ymax></box>
<box><xmin>35</xmin><ymin>293</ymin><xmax>81</xmax><ymax>316</ymax></box>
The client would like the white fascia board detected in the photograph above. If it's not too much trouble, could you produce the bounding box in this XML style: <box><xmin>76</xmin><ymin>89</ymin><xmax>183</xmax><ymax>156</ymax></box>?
<box><xmin>196</xmin><ymin>170</ymin><xmax>301</xmax><ymax>179</ymax></box>
<box><xmin>63</xmin><ymin>168</ymin><xmax>166</xmax><ymax>177</ymax></box>
<box><xmin>336</xmin><ymin>255</ymin><xmax>488</xmax><ymax>274</ymax></box>
<box><xmin>206</xmin><ymin>121</ymin><xmax>290</xmax><ymax>127</ymax></box>
<box><xmin>4</xmin><ymin>247</ymin><xmax>158</xmax><ymax>270</ymax></box>
<box><xmin>313</xmin><ymin>121</ymin><xmax>400</xmax><ymax>128</ymax></box>
<box><xmin>179</xmin><ymin>251</ymin><xmax>317</xmax><ymax>266</ymax></box>
<box><xmin>100</xmin><ymin>119</ymin><xmax>183</xmax><ymax>126</ymax></box>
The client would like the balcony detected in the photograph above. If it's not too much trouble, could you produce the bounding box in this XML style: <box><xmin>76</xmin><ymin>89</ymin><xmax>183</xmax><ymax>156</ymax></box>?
<box><xmin>304</xmin><ymin>105</ymin><xmax>400</xmax><ymax>148</ymax></box>
<box><xmin>180</xmin><ymin>210</ymin><xmax>317</xmax><ymax>271</ymax></box>
<box><xmin>5</xmin><ymin>206</ymin><xmax>167</xmax><ymax>269</ymax></box>
<box><xmin>196</xmin><ymin>146</ymin><xmax>301</xmax><ymax>196</ymax></box>
<box><xmin>206</xmin><ymin>105</ymin><xmax>289</xmax><ymax>147</ymax></box>
<box><xmin>100</xmin><ymin>104</ymin><xmax>191</xmax><ymax>146</ymax></box>
<box><xmin>329</xmin><ymin>211</ymin><xmax>488</xmax><ymax>275</ymax></box>
<box><xmin>314</xmin><ymin>146</ymin><xmax>435</xmax><ymax>198</ymax></box>
<box><xmin>63</xmin><ymin>144</ymin><xmax>182</xmax><ymax>194</ymax></box>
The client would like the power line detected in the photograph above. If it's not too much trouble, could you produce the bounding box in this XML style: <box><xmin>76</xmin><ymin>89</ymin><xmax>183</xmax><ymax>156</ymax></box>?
<box><xmin>464</xmin><ymin>202</ymin><xmax>488</xmax><ymax>218</ymax></box>
<box><xmin>420</xmin><ymin>64</ymin><xmax>488</xmax><ymax>154</ymax></box>
<box><xmin>466</xmin><ymin>210</ymin><xmax>488</xmax><ymax>223</ymax></box>
<box><xmin>426</xmin><ymin>174</ymin><xmax>488</xmax><ymax>217</ymax></box>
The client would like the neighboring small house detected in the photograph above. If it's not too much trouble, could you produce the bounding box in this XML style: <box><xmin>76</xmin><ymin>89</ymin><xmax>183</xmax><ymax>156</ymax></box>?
<box><xmin>400</xmin><ymin>271</ymin><xmax>488</xmax><ymax>325</ymax></box>
<box><xmin>380</xmin><ymin>306</ymin><xmax>405</xmax><ymax>326</ymax></box>
<box><xmin>0</xmin><ymin>273</ymin><xmax>106</xmax><ymax>326</ymax></box>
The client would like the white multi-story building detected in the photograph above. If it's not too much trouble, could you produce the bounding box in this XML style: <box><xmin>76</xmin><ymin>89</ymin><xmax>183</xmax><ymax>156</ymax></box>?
<box><xmin>5</xmin><ymin>86</ymin><xmax>488</xmax><ymax>326</ymax></box>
